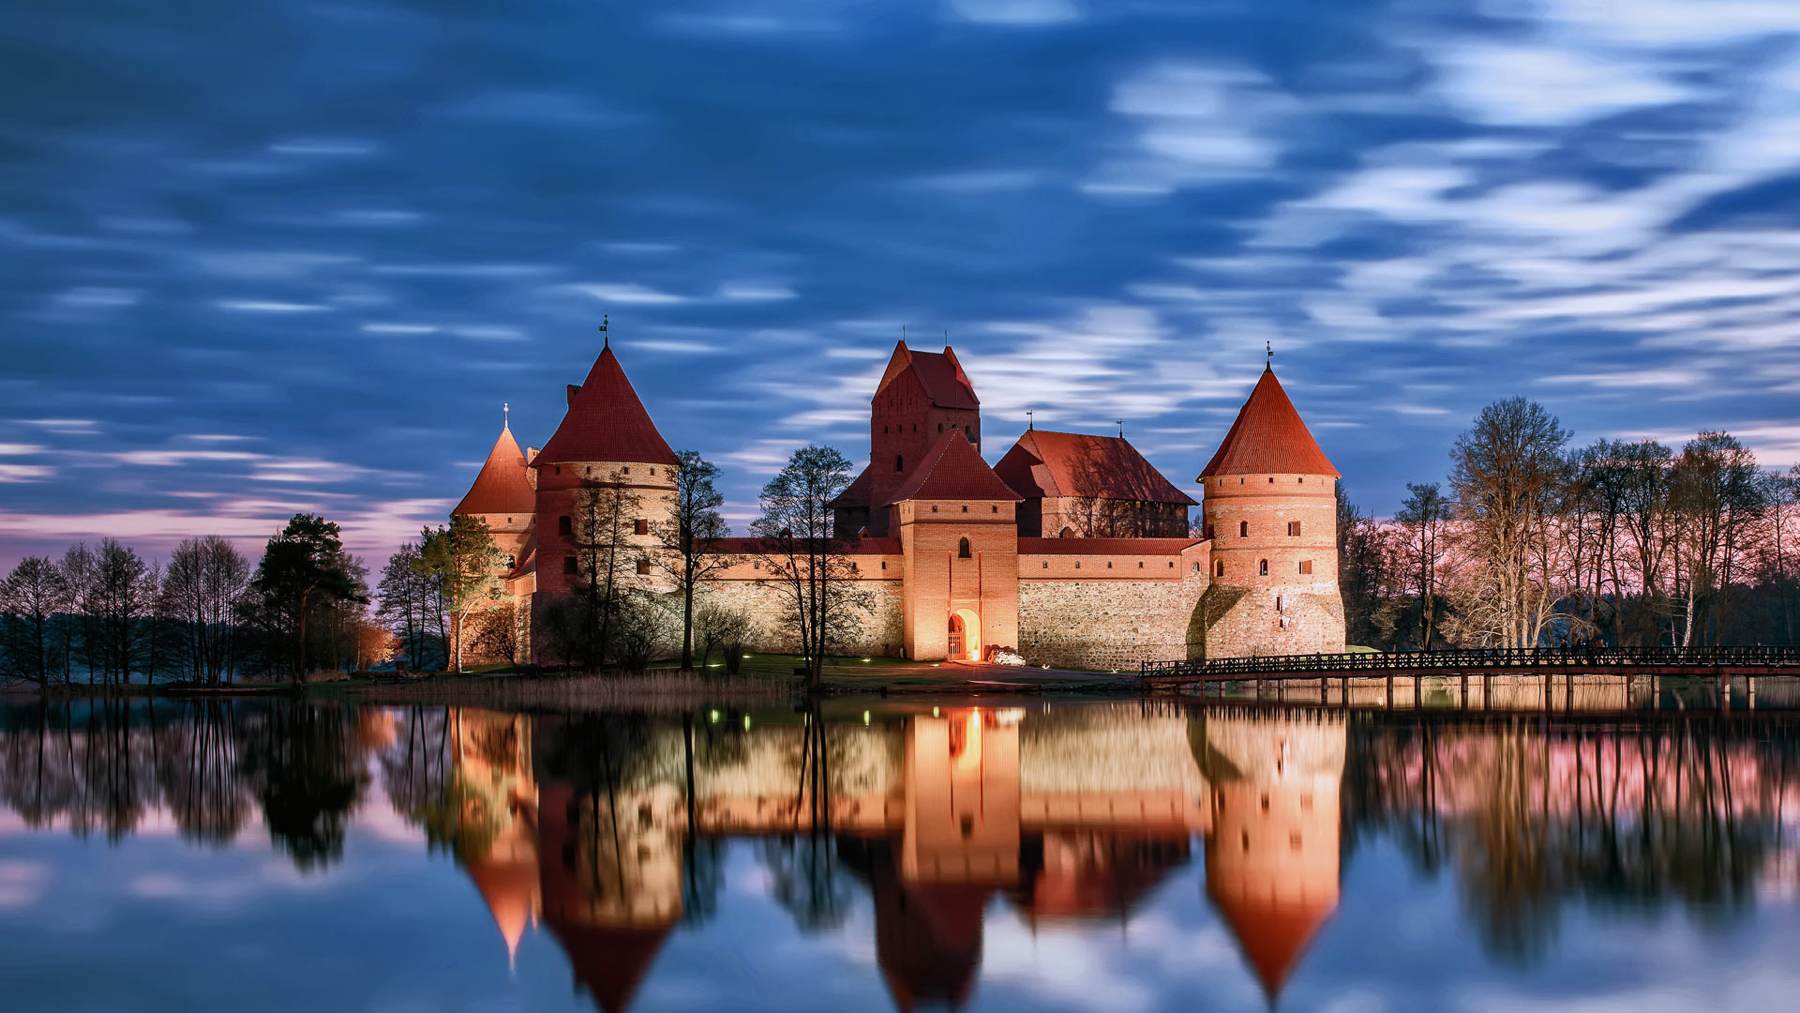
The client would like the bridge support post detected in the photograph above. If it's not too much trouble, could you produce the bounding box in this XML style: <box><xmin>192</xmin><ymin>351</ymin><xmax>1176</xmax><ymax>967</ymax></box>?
<box><xmin>1385</xmin><ymin>675</ymin><xmax>1394</xmax><ymax>709</ymax></box>
<box><xmin>1413</xmin><ymin>673</ymin><xmax>1422</xmax><ymax>708</ymax></box>
<box><xmin>1460</xmin><ymin>673</ymin><xmax>1468</xmax><ymax>709</ymax></box>
<box><xmin>1482</xmin><ymin>673</ymin><xmax>1491</xmax><ymax>710</ymax></box>
<box><xmin>1319</xmin><ymin>676</ymin><xmax>1327</xmax><ymax>705</ymax></box>
<box><xmin>1341</xmin><ymin>676</ymin><xmax>1349</xmax><ymax>706</ymax></box>
<box><xmin>1749</xmin><ymin>675</ymin><xmax>1757</xmax><ymax>709</ymax></box>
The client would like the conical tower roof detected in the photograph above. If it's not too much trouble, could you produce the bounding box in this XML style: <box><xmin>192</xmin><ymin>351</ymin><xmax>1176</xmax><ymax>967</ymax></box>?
<box><xmin>454</xmin><ymin>422</ymin><xmax>536</xmax><ymax>515</ymax></box>
<box><xmin>1199</xmin><ymin>367</ymin><xmax>1338</xmax><ymax>479</ymax></box>
<box><xmin>1207</xmin><ymin>883</ymin><xmax>1335</xmax><ymax>1001</ymax></box>
<box><xmin>532</xmin><ymin>345</ymin><xmax>679</xmax><ymax>468</ymax></box>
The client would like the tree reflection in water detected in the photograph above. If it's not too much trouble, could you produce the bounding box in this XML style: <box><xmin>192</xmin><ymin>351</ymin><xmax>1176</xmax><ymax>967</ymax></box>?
<box><xmin>5</xmin><ymin>700</ymin><xmax>1800</xmax><ymax>1010</ymax></box>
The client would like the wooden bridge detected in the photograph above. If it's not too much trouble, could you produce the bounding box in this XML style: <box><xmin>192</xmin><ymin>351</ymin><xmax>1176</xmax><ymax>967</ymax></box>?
<box><xmin>1140</xmin><ymin>645</ymin><xmax>1800</xmax><ymax>689</ymax></box>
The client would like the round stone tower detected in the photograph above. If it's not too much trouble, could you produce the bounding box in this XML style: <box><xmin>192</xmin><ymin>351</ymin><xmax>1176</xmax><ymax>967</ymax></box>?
<box><xmin>1195</xmin><ymin>365</ymin><xmax>1345</xmax><ymax>657</ymax></box>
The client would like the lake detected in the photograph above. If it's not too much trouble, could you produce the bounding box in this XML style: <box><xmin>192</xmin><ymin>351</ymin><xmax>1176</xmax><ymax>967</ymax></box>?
<box><xmin>2</xmin><ymin>695</ymin><xmax>1797</xmax><ymax>1011</ymax></box>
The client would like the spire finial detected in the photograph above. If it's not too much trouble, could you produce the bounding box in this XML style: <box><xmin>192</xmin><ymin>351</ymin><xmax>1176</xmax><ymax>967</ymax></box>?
<box><xmin>1026</xmin><ymin>409</ymin><xmax>1034</xmax><ymax>431</ymax></box>
<box><xmin>1117</xmin><ymin>419</ymin><xmax>1125</xmax><ymax>439</ymax></box>
<box><xmin>599</xmin><ymin>314</ymin><xmax>610</xmax><ymax>349</ymax></box>
<box><xmin>502</xmin><ymin>401</ymin><xmax>510</xmax><ymax>430</ymax></box>
<box><xmin>1265</xmin><ymin>340</ymin><xmax>1272</xmax><ymax>370</ymax></box>
<box><xmin>901</xmin><ymin>323</ymin><xmax>908</xmax><ymax>346</ymax></box>
<box><xmin>943</xmin><ymin>328</ymin><xmax>949</xmax><ymax>350</ymax></box>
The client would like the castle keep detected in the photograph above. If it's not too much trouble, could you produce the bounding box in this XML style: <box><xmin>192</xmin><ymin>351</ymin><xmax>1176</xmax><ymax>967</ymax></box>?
<box><xmin>453</xmin><ymin>338</ymin><xmax>1345</xmax><ymax>669</ymax></box>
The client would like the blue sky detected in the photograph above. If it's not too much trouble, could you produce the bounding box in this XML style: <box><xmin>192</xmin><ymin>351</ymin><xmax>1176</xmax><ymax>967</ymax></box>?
<box><xmin>4</xmin><ymin>0</ymin><xmax>1800</xmax><ymax>567</ymax></box>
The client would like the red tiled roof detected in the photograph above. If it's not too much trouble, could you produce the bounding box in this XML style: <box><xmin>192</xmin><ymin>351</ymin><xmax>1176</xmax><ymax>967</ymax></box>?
<box><xmin>1018</xmin><ymin>537</ymin><xmax>1201</xmax><ymax>555</ymax></box>
<box><xmin>1199</xmin><ymin>367</ymin><xmax>1338</xmax><ymax>478</ymax></box>
<box><xmin>1208</xmin><ymin>885</ymin><xmax>1335</xmax><ymax>1000</ymax></box>
<box><xmin>885</xmin><ymin>431</ymin><xmax>1021</xmax><ymax>505</ymax></box>
<box><xmin>453</xmin><ymin>423</ymin><xmax>537</xmax><ymax>516</ymax></box>
<box><xmin>545</xmin><ymin>920</ymin><xmax>673</xmax><ymax>1013</ymax></box>
<box><xmin>877</xmin><ymin>340</ymin><xmax>979</xmax><ymax>410</ymax></box>
<box><xmin>532</xmin><ymin>345</ymin><xmax>679</xmax><ymax>468</ymax></box>
<box><xmin>996</xmin><ymin>430</ymin><xmax>1195</xmax><ymax>505</ymax></box>
<box><xmin>701</xmin><ymin>535</ymin><xmax>902</xmax><ymax>555</ymax></box>
<box><xmin>828</xmin><ymin>463</ymin><xmax>879</xmax><ymax>509</ymax></box>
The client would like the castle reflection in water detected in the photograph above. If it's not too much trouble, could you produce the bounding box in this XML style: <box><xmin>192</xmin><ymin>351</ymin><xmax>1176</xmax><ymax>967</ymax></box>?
<box><xmin>5</xmin><ymin>698</ymin><xmax>1800</xmax><ymax>1011</ymax></box>
<box><xmin>428</xmin><ymin>705</ymin><xmax>1343</xmax><ymax>1010</ymax></box>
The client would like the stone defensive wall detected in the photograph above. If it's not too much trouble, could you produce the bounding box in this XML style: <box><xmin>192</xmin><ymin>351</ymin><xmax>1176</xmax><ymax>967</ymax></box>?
<box><xmin>701</xmin><ymin>536</ymin><xmax>1211</xmax><ymax>669</ymax></box>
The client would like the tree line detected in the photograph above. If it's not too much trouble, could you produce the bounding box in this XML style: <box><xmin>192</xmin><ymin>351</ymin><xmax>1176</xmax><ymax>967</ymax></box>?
<box><xmin>1338</xmin><ymin>397</ymin><xmax>1799</xmax><ymax>650</ymax></box>
<box><xmin>2</xmin><ymin>515</ymin><xmax>427</xmax><ymax>688</ymax></box>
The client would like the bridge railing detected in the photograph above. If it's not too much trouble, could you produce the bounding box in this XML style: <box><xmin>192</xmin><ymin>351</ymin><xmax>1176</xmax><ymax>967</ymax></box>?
<box><xmin>1139</xmin><ymin>644</ymin><xmax>1800</xmax><ymax>679</ymax></box>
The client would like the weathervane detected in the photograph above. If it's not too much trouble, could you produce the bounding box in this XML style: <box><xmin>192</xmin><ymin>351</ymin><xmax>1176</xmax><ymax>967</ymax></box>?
<box><xmin>1117</xmin><ymin>419</ymin><xmax>1125</xmax><ymax>439</ymax></box>
<box><xmin>1265</xmin><ymin>340</ymin><xmax>1272</xmax><ymax>369</ymax></box>
<box><xmin>599</xmin><ymin>314</ymin><xmax>610</xmax><ymax>349</ymax></box>
<box><xmin>1026</xmin><ymin>409</ymin><xmax>1034</xmax><ymax>431</ymax></box>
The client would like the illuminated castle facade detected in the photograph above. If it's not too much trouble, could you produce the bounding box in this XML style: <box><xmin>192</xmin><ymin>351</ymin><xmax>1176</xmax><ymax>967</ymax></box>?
<box><xmin>452</xmin><ymin>337</ymin><xmax>1345</xmax><ymax>668</ymax></box>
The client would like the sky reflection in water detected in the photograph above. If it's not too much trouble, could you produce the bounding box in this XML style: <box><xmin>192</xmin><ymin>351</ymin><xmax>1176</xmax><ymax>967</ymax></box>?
<box><xmin>1</xmin><ymin>699</ymin><xmax>1798</xmax><ymax>1012</ymax></box>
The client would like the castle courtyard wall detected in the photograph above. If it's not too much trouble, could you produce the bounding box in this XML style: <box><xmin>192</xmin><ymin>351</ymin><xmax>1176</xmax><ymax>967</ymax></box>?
<box><xmin>702</xmin><ymin>577</ymin><xmax>905</xmax><ymax>659</ymax></box>
<box><xmin>1018</xmin><ymin>574</ymin><xmax>1205</xmax><ymax>671</ymax></box>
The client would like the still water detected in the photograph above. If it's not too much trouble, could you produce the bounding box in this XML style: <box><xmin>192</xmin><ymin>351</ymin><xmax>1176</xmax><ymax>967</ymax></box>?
<box><xmin>2</xmin><ymin>697</ymin><xmax>1798</xmax><ymax>1012</ymax></box>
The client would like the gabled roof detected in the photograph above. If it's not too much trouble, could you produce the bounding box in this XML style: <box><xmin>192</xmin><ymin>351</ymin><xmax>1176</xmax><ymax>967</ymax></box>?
<box><xmin>877</xmin><ymin>340</ymin><xmax>979</xmax><ymax>410</ymax></box>
<box><xmin>885</xmin><ymin>431</ymin><xmax>1021</xmax><ymax>505</ymax></box>
<box><xmin>828</xmin><ymin>463</ymin><xmax>879</xmax><ymax>509</ymax></box>
<box><xmin>532</xmin><ymin>345</ymin><xmax>679</xmax><ymax>468</ymax></box>
<box><xmin>996</xmin><ymin>429</ymin><xmax>1195</xmax><ymax>505</ymax></box>
<box><xmin>454</xmin><ymin>423</ymin><xmax>537</xmax><ymax>516</ymax></box>
<box><xmin>1199</xmin><ymin>367</ymin><xmax>1338</xmax><ymax>478</ymax></box>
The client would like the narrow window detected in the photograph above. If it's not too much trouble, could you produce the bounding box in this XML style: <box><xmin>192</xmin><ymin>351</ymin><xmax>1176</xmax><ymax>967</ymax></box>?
<box><xmin>961</xmin><ymin>505</ymin><xmax>968</xmax><ymax>513</ymax></box>
<box><xmin>1238</xmin><ymin>521</ymin><xmax>1248</xmax><ymax>538</ymax></box>
<box><xmin>938</xmin><ymin>423</ymin><xmax>944</xmax><ymax>432</ymax></box>
<box><xmin>895</xmin><ymin>454</ymin><xmax>904</xmax><ymax>473</ymax></box>
<box><xmin>1259</xmin><ymin>559</ymin><xmax>1269</xmax><ymax>576</ymax></box>
<box><xmin>1268</xmin><ymin>476</ymin><xmax>1275</xmax><ymax>483</ymax></box>
<box><xmin>636</xmin><ymin>559</ymin><xmax>651</xmax><ymax>575</ymax></box>
<box><xmin>1288</xmin><ymin>521</ymin><xmax>1301</xmax><ymax>537</ymax></box>
<box><xmin>563</xmin><ymin>555</ymin><xmax>577</xmax><ymax>575</ymax></box>
<box><xmin>1299</xmin><ymin>560</ymin><xmax>1313</xmax><ymax>575</ymax></box>
<box><xmin>958</xmin><ymin>537</ymin><xmax>971</xmax><ymax>559</ymax></box>
<box><xmin>1215</xmin><ymin>560</ymin><xmax>1225</xmax><ymax>577</ymax></box>
<box><xmin>634</xmin><ymin>518</ymin><xmax>648</xmax><ymax>536</ymax></box>
<box><xmin>558</xmin><ymin>515</ymin><xmax>572</xmax><ymax>536</ymax></box>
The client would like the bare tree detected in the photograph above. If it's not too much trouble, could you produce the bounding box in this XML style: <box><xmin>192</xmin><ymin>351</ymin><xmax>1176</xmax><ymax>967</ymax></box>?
<box><xmin>653</xmin><ymin>450</ymin><xmax>733</xmax><ymax>670</ymax></box>
<box><xmin>163</xmin><ymin>536</ymin><xmax>251</xmax><ymax>685</ymax></box>
<box><xmin>562</xmin><ymin>469</ymin><xmax>646</xmax><ymax>669</ymax></box>
<box><xmin>1449</xmin><ymin>398</ymin><xmax>1570</xmax><ymax>648</ymax></box>
<box><xmin>753</xmin><ymin>445</ymin><xmax>871</xmax><ymax>690</ymax></box>
<box><xmin>1396</xmin><ymin>482</ymin><xmax>1453</xmax><ymax>649</ymax></box>
<box><xmin>1669</xmin><ymin>432</ymin><xmax>1762</xmax><ymax>646</ymax></box>
<box><xmin>0</xmin><ymin>557</ymin><xmax>70</xmax><ymax>687</ymax></box>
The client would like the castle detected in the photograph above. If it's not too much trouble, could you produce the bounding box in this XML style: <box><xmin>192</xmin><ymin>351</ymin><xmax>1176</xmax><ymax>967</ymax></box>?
<box><xmin>452</xmin><ymin>336</ymin><xmax>1345</xmax><ymax>669</ymax></box>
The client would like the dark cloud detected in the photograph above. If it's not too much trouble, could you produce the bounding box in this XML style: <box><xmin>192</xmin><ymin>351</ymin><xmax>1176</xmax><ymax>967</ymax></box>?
<box><xmin>3</xmin><ymin>0</ymin><xmax>1799</xmax><ymax>566</ymax></box>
